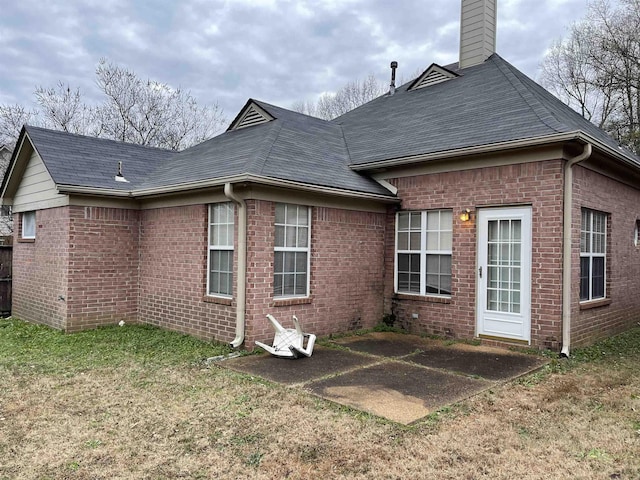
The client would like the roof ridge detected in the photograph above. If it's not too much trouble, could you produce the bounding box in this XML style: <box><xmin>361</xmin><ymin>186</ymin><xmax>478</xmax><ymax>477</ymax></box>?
<box><xmin>338</xmin><ymin>123</ymin><xmax>353</xmax><ymax>166</ymax></box>
<box><xmin>491</xmin><ymin>55</ymin><xmax>567</xmax><ymax>134</ymax></box>
<box><xmin>25</xmin><ymin>124</ymin><xmax>176</xmax><ymax>153</ymax></box>
<box><xmin>245</xmin><ymin>121</ymin><xmax>284</xmax><ymax>175</ymax></box>
<box><xmin>253</xmin><ymin>99</ymin><xmax>337</xmax><ymax>126</ymax></box>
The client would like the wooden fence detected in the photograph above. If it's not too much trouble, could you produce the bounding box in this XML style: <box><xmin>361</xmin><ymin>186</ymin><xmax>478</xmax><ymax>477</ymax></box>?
<box><xmin>0</xmin><ymin>236</ymin><xmax>12</xmax><ymax>316</ymax></box>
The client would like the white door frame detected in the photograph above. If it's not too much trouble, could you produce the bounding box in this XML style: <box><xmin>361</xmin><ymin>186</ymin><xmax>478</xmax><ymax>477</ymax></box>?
<box><xmin>476</xmin><ymin>206</ymin><xmax>532</xmax><ymax>343</ymax></box>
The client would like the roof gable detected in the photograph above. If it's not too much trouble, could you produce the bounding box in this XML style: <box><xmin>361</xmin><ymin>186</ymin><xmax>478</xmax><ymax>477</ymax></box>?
<box><xmin>227</xmin><ymin>100</ymin><xmax>275</xmax><ymax>131</ymax></box>
<box><xmin>140</xmin><ymin>100</ymin><xmax>392</xmax><ymax>197</ymax></box>
<box><xmin>19</xmin><ymin>125</ymin><xmax>175</xmax><ymax>191</ymax></box>
<box><xmin>408</xmin><ymin>63</ymin><xmax>459</xmax><ymax>90</ymax></box>
<box><xmin>12</xmin><ymin>145</ymin><xmax>64</xmax><ymax>212</ymax></box>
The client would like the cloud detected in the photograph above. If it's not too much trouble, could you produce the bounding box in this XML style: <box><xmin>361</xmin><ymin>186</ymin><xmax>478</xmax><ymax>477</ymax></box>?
<box><xmin>0</xmin><ymin>0</ymin><xmax>599</xmax><ymax>126</ymax></box>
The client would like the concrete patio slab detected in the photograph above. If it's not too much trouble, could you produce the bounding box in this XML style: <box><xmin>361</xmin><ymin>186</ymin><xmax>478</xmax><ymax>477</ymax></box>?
<box><xmin>405</xmin><ymin>343</ymin><xmax>548</xmax><ymax>381</ymax></box>
<box><xmin>307</xmin><ymin>361</ymin><xmax>491</xmax><ymax>424</ymax></box>
<box><xmin>222</xmin><ymin>346</ymin><xmax>378</xmax><ymax>385</ymax></box>
<box><xmin>217</xmin><ymin>332</ymin><xmax>548</xmax><ymax>424</ymax></box>
<box><xmin>330</xmin><ymin>331</ymin><xmax>435</xmax><ymax>357</ymax></box>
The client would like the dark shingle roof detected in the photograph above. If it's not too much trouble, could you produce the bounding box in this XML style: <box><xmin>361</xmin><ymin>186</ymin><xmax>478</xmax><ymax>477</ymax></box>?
<box><xmin>25</xmin><ymin>126</ymin><xmax>174</xmax><ymax>190</ymax></box>
<box><xmin>19</xmin><ymin>54</ymin><xmax>640</xmax><ymax>199</ymax></box>
<box><xmin>333</xmin><ymin>54</ymin><xmax>640</xmax><ymax>167</ymax></box>
<box><xmin>137</xmin><ymin>100</ymin><xmax>391</xmax><ymax>195</ymax></box>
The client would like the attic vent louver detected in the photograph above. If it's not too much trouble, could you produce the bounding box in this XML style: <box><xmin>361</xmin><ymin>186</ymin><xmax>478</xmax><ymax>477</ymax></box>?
<box><xmin>234</xmin><ymin>105</ymin><xmax>272</xmax><ymax>129</ymax></box>
<box><xmin>409</xmin><ymin>64</ymin><xmax>459</xmax><ymax>91</ymax></box>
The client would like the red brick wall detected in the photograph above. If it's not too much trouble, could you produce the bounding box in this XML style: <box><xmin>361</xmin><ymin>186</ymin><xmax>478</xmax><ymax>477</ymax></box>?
<box><xmin>65</xmin><ymin>206</ymin><xmax>140</xmax><ymax>331</ymax></box>
<box><xmin>571</xmin><ymin>165</ymin><xmax>640</xmax><ymax>346</ymax></box>
<box><xmin>13</xmin><ymin>161</ymin><xmax>639</xmax><ymax>351</ymax></box>
<box><xmin>137</xmin><ymin>204</ymin><xmax>236</xmax><ymax>342</ymax></box>
<box><xmin>243</xmin><ymin>200</ymin><xmax>386</xmax><ymax>347</ymax></box>
<box><xmin>385</xmin><ymin>160</ymin><xmax>565</xmax><ymax>349</ymax></box>
<box><xmin>12</xmin><ymin>207</ymin><xmax>69</xmax><ymax>330</ymax></box>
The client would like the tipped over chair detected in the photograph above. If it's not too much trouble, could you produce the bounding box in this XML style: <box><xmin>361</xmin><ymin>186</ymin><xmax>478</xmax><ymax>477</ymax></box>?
<box><xmin>255</xmin><ymin>314</ymin><xmax>316</xmax><ymax>359</ymax></box>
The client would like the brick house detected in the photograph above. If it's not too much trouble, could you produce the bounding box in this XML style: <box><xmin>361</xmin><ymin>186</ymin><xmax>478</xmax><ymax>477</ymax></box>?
<box><xmin>2</xmin><ymin>0</ymin><xmax>640</xmax><ymax>355</ymax></box>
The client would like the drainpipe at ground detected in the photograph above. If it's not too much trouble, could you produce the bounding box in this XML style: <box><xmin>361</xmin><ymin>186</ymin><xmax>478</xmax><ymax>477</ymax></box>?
<box><xmin>224</xmin><ymin>183</ymin><xmax>247</xmax><ymax>348</ymax></box>
<box><xmin>561</xmin><ymin>142</ymin><xmax>592</xmax><ymax>357</ymax></box>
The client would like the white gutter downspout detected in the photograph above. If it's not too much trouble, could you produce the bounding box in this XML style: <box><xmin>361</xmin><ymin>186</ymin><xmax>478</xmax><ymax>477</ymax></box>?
<box><xmin>561</xmin><ymin>142</ymin><xmax>592</xmax><ymax>357</ymax></box>
<box><xmin>224</xmin><ymin>183</ymin><xmax>247</xmax><ymax>348</ymax></box>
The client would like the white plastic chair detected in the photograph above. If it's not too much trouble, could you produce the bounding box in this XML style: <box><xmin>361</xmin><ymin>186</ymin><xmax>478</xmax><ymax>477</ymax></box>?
<box><xmin>255</xmin><ymin>314</ymin><xmax>316</xmax><ymax>359</ymax></box>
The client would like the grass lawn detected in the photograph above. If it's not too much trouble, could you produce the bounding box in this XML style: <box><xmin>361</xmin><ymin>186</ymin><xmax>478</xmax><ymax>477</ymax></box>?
<box><xmin>1</xmin><ymin>318</ymin><xmax>639</xmax><ymax>479</ymax></box>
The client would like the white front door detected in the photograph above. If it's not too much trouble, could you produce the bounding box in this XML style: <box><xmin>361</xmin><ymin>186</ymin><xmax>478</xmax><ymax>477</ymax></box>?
<box><xmin>476</xmin><ymin>207</ymin><xmax>532</xmax><ymax>343</ymax></box>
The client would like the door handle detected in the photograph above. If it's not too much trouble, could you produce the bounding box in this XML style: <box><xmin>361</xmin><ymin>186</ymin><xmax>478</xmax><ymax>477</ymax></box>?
<box><xmin>479</xmin><ymin>266</ymin><xmax>482</xmax><ymax>278</ymax></box>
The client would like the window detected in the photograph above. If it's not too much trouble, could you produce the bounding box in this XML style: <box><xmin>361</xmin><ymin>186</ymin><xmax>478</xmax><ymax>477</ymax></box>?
<box><xmin>21</xmin><ymin>211</ymin><xmax>35</xmax><ymax>239</ymax></box>
<box><xmin>208</xmin><ymin>203</ymin><xmax>234</xmax><ymax>297</ymax></box>
<box><xmin>580</xmin><ymin>209</ymin><xmax>606</xmax><ymax>301</ymax></box>
<box><xmin>274</xmin><ymin>203</ymin><xmax>310</xmax><ymax>297</ymax></box>
<box><xmin>396</xmin><ymin>209</ymin><xmax>452</xmax><ymax>296</ymax></box>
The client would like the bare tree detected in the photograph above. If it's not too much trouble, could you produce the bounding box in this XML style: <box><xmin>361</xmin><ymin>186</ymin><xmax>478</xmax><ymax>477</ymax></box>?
<box><xmin>34</xmin><ymin>82</ymin><xmax>99</xmax><ymax>136</ymax></box>
<box><xmin>293</xmin><ymin>74</ymin><xmax>387</xmax><ymax>120</ymax></box>
<box><xmin>0</xmin><ymin>146</ymin><xmax>14</xmax><ymax>234</ymax></box>
<box><xmin>290</xmin><ymin>99</ymin><xmax>318</xmax><ymax>118</ymax></box>
<box><xmin>540</xmin><ymin>0</ymin><xmax>640</xmax><ymax>153</ymax></box>
<box><xmin>0</xmin><ymin>59</ymin><xmax>226</xmax><ymax>151</ymax></box>
<box><xmin>540</xmin><ymin>23</ymin><xmax>617</xmax><ymax>127</ymax></box>
<box><xmin>0</xmin><ymin>105</ymin><xmax>37</xmax><ymax>150</ymax></box>
<box><xmin>94</xmin><ymin>59</ymin><xmax>225</xmax><ymax>150</ymax></box>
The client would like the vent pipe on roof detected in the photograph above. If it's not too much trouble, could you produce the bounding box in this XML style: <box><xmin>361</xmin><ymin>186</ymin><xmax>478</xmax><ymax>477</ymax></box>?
<box><xmin>459</xmin><ymin>0</ymin><xmax>497</xmax><ymax>69</ymax></box>
<box><xmin>115</xmin><ymin>160</ymin><xmax>129</xmax><ymax>183</ymax></box>
<box><xmin>389</xmin><ymin>61</ymin><xmax>398</xmax><ymax>95</ymax></box>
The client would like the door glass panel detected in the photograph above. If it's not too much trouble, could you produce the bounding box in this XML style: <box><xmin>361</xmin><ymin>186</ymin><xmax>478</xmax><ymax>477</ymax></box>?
<box><xmin>511</xmin><ymin>220</ymin><xmax>521</xmax><ymax>241</ymax></box>
<box><xmin>486</xmin><ymin>219</ymin><xmax>522</xmax><ymax>313</ymax></box>
<box><xmin>488</xmin><ymin>221</ymin><xmax>498</xmax><ymax>242</ymax></box>
<box><xmin>488</xmin><ymin>243</ymin><xmax>498</xmax><ymax>264</ymax></box>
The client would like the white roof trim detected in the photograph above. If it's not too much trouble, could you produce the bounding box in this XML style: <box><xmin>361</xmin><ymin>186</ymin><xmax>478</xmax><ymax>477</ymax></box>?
<box><xmin>57</xmin><ymin>174</ymin><xmax>398</xmax><ymax>203</ymax></box>
<box><xmin>351</xmin><ymin>130</ymin><xmax>640</xmax><ymax>172</ymax></box>
<box><xmin>351</xmin><ymin>132</ymin><xmax>583</xmax><ymax>171</ymax></box>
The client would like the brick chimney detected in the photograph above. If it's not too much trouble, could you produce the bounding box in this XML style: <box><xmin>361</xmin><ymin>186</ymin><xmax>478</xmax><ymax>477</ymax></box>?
<box><xmin>459</xmin><ymin>0</ymin><xmax>497</xmax><ymax>69</ymax></box>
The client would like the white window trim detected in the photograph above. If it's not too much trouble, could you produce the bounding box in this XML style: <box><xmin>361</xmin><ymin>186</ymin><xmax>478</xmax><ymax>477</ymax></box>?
<box><xmin>207</xmin><ymin>203</ymin><xmax>234</xmax><ymax>298</ymax></box>
<box><xmin>580</xmin><ymin>209</ymin><xmax>607</xmax><ymax>302</ymax></box>
<box><xmin>274</xmin><ymin>204</ymin><xmax>311</xmax><ymax>299</ymax></box>
<box><xmin>21</xmin><ymin>211</ymin><xmax>35</xmax><ymax>239</ymax></box>
<box><xmin>394</xmin><ymin>209</ymin><xmax>452</xmax><ymax>297</ymax></box>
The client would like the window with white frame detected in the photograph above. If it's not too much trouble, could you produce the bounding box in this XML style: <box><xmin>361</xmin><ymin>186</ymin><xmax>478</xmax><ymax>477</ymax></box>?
<box><xmin>21</xmin><ymin>211</ymin><xmax>35</xmax><ymax>239</ymax></box>
<box><xmin>208</xmin><ymin>203</ymin><xmax>234</xmax><ymax>297</ymax></box>
<box><xmin>396</xmin><ymin>209</ymin><xmax>452</xmax><ymax>296</ymax></box>
<box><xmin>580</xmin><ymin>208</ymin><xmax>607</xmax><ymax>301</ymax></box>
<box><xmin>274</xmin><ymin>203</ymin><xmax>310</xmax><ymax>297</ymax></box>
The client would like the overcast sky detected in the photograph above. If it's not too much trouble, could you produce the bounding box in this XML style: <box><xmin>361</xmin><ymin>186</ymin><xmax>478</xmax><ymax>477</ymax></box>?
<box><xmin>0</xmin><ymin>0</ymin><xmax>595</xmax><ymax>125</ymax></box>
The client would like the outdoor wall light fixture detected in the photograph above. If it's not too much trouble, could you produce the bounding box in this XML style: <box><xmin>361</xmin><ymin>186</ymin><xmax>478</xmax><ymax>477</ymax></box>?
<box><xmin>459</xmin><ymin>208</ymin><xmax>472</xmax><ymax>222</ymax></box>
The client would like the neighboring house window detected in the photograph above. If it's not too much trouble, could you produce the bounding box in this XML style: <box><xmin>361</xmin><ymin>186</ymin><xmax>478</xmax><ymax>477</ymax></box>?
<box><xmin>208</xmin><ymin>203</ymin><xmax>234</xmax><ymax>297</ymax></box>
<box><xmin>21</xmin><ymin>211</ymin><xmax>36</xmax><ymax>239</ymax></box>
<box><xmin>396</xmin><ymin>209</ymin><xmax>452</xmax><ymax>296</ymax></box>
<box><xmin>274</xmin><ymin>203</ymin><xmax>310</xmax><ymax>297</ymax></box>
<box><xmin>580</xmin><ymin>208</ymin><xmax>607</xmax><ymax>301</ymax></box>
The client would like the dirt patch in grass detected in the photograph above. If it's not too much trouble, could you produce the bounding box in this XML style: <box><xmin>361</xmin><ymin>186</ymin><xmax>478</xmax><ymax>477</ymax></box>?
<box><xmin>1</xmin><ymin>319</ymin><xmax>639</xmax><ymax>479</ymax></box>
